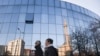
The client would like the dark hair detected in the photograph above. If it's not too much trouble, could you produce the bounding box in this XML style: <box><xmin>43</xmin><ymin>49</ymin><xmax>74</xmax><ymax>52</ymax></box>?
<box><xmin>35</xmin><ymin>40</ymin><xmax>41</xmax><ymax>45</ymax></box>
<box><xmin>46</xmin><ymin>38</ymin><xmax>53</xmax><ymax>44</ymax></box>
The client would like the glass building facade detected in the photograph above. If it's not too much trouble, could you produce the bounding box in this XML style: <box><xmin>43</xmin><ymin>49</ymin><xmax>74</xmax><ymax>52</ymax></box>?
<box><xmin>0</xmin><ymin>0</ymin><xmax>100</xmax><ymax>56</ymax></box>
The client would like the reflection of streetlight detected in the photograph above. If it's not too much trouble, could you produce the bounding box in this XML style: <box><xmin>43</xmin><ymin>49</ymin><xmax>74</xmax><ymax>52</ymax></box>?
<box><xmin>17</xmin><ymin>27</ymin><xmax>24</xmax><ymax>39</ymax></box>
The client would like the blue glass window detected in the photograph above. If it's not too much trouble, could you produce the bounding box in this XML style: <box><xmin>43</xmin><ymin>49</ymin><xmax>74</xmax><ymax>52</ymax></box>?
<box><xmin>56</xmin><ymin>25</ymin><xmax>63</xmax><ymax>34</ymax></box>
<box><xmin>13</xmin><ymin>6</ymin><xmax>20</xmax><ymax>13</ymax></box>
<box><xmin>55</xmin><ymin>8</ymin><xmax>62</xmax><ymax>16</ymax></box>
<box><xmin>1</xmin><ymin>23</ymin><xmax>9</xmax><ymax>33</ymax></box>
<box><xmin>9</xmin><ymin>0</ymin><xmax>15</xmax><ymax>5</ymax></box>
<box><xmin>27</xmin><ymin>5</ymin><xmax>34</xmax><ymax>13</ymax></box>
<box><xmin>42</xmin><ymin>0</ymin><xmax>48</xmax><ymax>6</ymax></box>
<box><xmin>25</xmin><ymin>24</ymin><xmax>33</xmax><ymax>34</ymax></box>
<box><xmin>0</xmin><ymin>6</ymin><xmax>7</xmax><ymax>13</ymax></box>
<box><xmin>61</xmin><ymin>2</ymin><xmax>66</xmax><ymax>8</ymax></box>
<box><xmin>49</xmin><ymin>0</ymin><xmax>54</xmax><ymax>6</ymax></box>
<box><xmin>4</xmin><ymin>14</ymin><xmax>12</xmax><ymax>22</ymax></box>
<box><xmin>42</xmin><ymin>6</ymin><xmax>48</xmax><ymax>14</ymax></box>
<box><xmin>0</xmin><ymin>14</ymin><xmax>4</xmax><ymax>22</ymax></box>
<box><xmin>41</xmin><ymin>14</ymin><xmax>48</xmax><ymax>23</ymax></box>
<box><xmin>49</xmin><ymin>24</ymin><xmax>56</xmax><ymax>34</ymax></box>
<box><xmin>35</xmin><ymin>0</ymin><xmax>42</xmax><ymax>5</ymax></box>
<box><xmin>34</xmin><ymin>6</ymin><xmax>41</xmax><ymax>14</ymax></box>
<box><xmin>20</xmin><ymin>6</ymin><xmax>27</xmax><ymax>13</ymax></box>
<box><xmin>34</xmin><ymin>14</ymin><xmax>41</xmax><ymax>23</ymax></box>
<box><xmin>49</xmin><ymin>15</ymin><xmax>56</xmax><ymax>24</ymax></box>
<box><xmin>0</xmin><ymin>34</ymin><xmax>7</xmax><ymax>45</ymax></box>
<box><xmin>56</xmin><ymin>16</ymin><xmax>62</xmax><ymax>24</ymax></box>
<box><xmin>49</xmin><ymin>7</ymin><xmax>55</xmax><ymax>15</ymax></box>
<box><xmin>62</xmin><ymin>9</ymin><xmax>67</xmax><ymax>16</ymax></box>
<box><xmin>2</xmin><ymin>0</ymin><xmax>9</xmax><ymax>5</ymax></box>
<box><xmin>0</xmin><ymin>0</ymin><xmax>3</xmax><ymax>5</ymax></box>
<box><xmin>66</xmin><ymin>3</ymin><xmax>71</xmax><ymax>9</ymax></box>
<box><xmin>9</xmin><ymin>23</ymin><xmax>17</xmax><ymax>33</ymax></box>
<box><xmin>15</xmin><ymin>0</ymin><xmax>21</xmax><ymax>5</ymax></box>
<box><xmin>11</xmin><ymin>14</ymin><xmax>19</xmax><ymax>22</ymax></box>
<box><xmin>6</xmin><ymin>6</ymin><xmax>13</xmax><ymax>13</ymax></box>
<box><xmin>22</xmin><ymin>0</ymin><xmax>28</xmax><ymax>5</ymax></box>
<box><xmin>57</xmin><ymin>35</ymin><xmax>64</xmax><ymax>47</ymax></box>
<box><xmin>29</xmin><ymin>0</ymin><xmax>35</xmax><ymax>4</ymax></box>
<box><xmin>41</xmin><ymin>24</ymin><xmax>48</xmax><ymax>34</ymax></box>
<box><xmin>33</xmin><ymin>23</ymin><xmax>40</xmax><ymax>33</ymax></box>
<box><xmin>19</xmin><ymin>14</ymin><xmax>26</xmax><ymax>22</ymax></box>
<box><xmin>26</xmin><ymin>13</ymin><xmax>34</xmax><ymax>21</ymax></box>
<box><xmin>24</xmin><ymin>34</ymin><xmax>32</xmax><ymax>45</ymax></box>
<box><xmin>68</xmin><ymin>17</ymin><xmax>75</xmax><ymax>26</ymax></box>
<box><xmin>55</xmin><ymin>0</ymin><xmax>61</xmax><ymax>7</ymax></box>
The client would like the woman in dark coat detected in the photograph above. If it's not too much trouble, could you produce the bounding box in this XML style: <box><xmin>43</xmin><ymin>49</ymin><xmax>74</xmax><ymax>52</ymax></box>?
<box><xmin>35</xmin><ymin>41</ymin><xmax>43</xmax><ymax>56</ymax></box>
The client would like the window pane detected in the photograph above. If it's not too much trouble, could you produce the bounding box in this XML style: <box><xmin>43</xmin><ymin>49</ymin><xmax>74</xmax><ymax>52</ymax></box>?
<box><xmin>61</xmin><ymin>2</ymin><xmax>66</xmax><ymax>8</ymax></box>
<box><xmin>41</xmin><ymin>14</ymin><xmax>48</xmax><ymax>23</ymax></box>
<box><xmin>0</xmin><ymin>0</ymin><xmax>3</xmax><ymax>5</ymax></box>
<box><xmin>66</xmin><ymin>3</ymin><xmax>71</xmax><ymax>9</ymax></box>
<box><xmin>16</xmin><ymin>23</ymin><xmax>25</xmax><ymax>35</ymax></box>
<box><xmin>34</xmin><ymin>6</ymin><xmax>41</xmax><ymax>14</ymax></box>
<box><xmin>19</xmin><ymin>14</ymin><xmax>26</xmax><ymax>22</ymax></box>
<box><xmin>6</xmin><ymin>6</ymin><xmax>13</xmax><ymax>13</ymax></box>
<box><xmin>25</xmin><ymin>24</ymin><xmax>33</xmax><ymax>34</ymax></box>
<box><xmin>55</xmin><ymin>0</ymin><xmax>61</xmax><ymax>7</ymax></box>
<box><xmin>56</xmin><ymin>16</ymin><xmax>62</xmax><ymax>24</ymax></box>
<box><xmin>34</xmin><ymin>14</ymin><xmax>41</xmax><ymax>23</ymax></box>
<box><xmin>9</xmin><ymin>0</ymin><xmax>15</xmax><ymax>5</ymax></box>
<box><xmin>22</xmin><ymin>0</ymin><xmax>28</xmax><ymax>5</ymax></box>
<box><xmin>41</xmin><ymin>24</ymin><xmax>48</xmax><ymax>34</ymax></box>
<box><xmin>2</xmin><ymin>0</ymin><xmax>9</xmax><ymax>5</ymax></box>
<box><xmin>9</xmin><ymin>23</ymin><xmax>17</xmax><ymax>33</ymax></box>
<box><xmin>68</xmin><ymin>17</ymin><xmax>75</xmax><ymax>26</ymax></box>
<box><xmin>56</xmin><ymin>25</ymin><xmax>63</xmax><ymax>34</ymax></box>
<box><xmin>15</xmin><ymin>0</ymin><xmax>21</xmax><ymax>5</ymax></box>
<box><xmin>29</xmin><ymin>0</ymin><xmax>35</xmax><ymax>4</ymax></box>
<box><xmin>49</xmin><ymin>15</ymin><xmax>56</xmax><ymax>24</ymax></box>
<box><xmin>1</xmin><ymin>23</ymin><xmax>9</xmax><ymax>33</ymax></box>
<box><xmin>27</xmin><ymin>5</ymin><xmax>34</xmax><ymax>13</ymax></box>
<box><xmin>33</xmin><ymin>23</ymin><xmax>40</xmax><ymax>33</ymax></box>
<box><xmin>0</xmin><ymin>14</ymin><xmax>4</xmax><ymax>22</ymax></box>
<box><xmin>35</xmin><ymin>0</ymin><xmax>42</xmax><ymax>5</ymax></box>
<box><xmin>11</xmin><ymin>14</ymin><xmax>19</xmax><ymax>22</ymax></box>
<box><xmin>49</xmin><ymin>0</ymin><xmax>54</xmax><ymax>6</ymax></box>
<box><xmin>49</xmin><ymin>7</ymin><xmax>55</xmax><ymax>15</ymax></box>
<box><xmin>24</xmin><ymin>34</ymin><xmax>32</xmax><ymax>45</ymax></box>
<box><xmin>49</xmin><ymin>24</ymin><xmax>56</xmax><ymax>34</ymax></box>
<box><xmin>42</xmin><ymin>0</ymin><xmax>47</xmax><ymax>6</ymax></box>
<box><xmin>55</xmin><ymin>8</ymin><xmax>62</xmax><ymax>16</ymax></box>
<box><xmin>41</xmin><ymin>34</ymin><xmax>48</xmax><ymax>47</ymax></box>
<box><xmin>13</xmin><ymin>6</ymin><xmax>20</xmax><ymax>13</ymax></box>
<box><xmin>42</xmin><ymin>6</ymin><xmax>48</xmax><ymax>14</ymax></box>
<box><xmin>32</xmin><ymin>34</ymin><xmax>41</xmax><ymax>46</ymax></box>
<box><xmin>7</xmin><ymin>34</ymin><xmax>16</xmax><ymax>43</ymax></box>
<box><xmin>4</xmin><ymin>14</ymin><xmax>12</xmax><ymax>22</ymax></box>
<box><xmin>26</xmin><ymin>13</ymin><xmax>34</xmax><ymax>21</ymax></box>
<box><xmin>62</xmin><ymin>9</ymin><xmax>67</xmax><ymax>16</ymax></box>
<box><xmin>0</xmin><ymin>34</ymin><xmax>7</xmax><ymax>45</ymax></box>
<box><xmin>20</xmin><ymin>6</ymin><xmax>27</xmax><ymax>13</ymax></box>
<box><xmin>57</xmin><ymin>35</ymin><xmax>64</xmax><ymax>47</ymax></box>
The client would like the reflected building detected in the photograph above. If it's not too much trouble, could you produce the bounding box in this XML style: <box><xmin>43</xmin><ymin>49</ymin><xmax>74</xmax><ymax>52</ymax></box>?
<box><xmin>58</xmin><ymin>19</ymin><xmax>71</xmax><ymax>56</ymax></box>
<box><xmin>6</xmin><ymin>39</ymin><xmax>25</xmax><ymax>56</ymax></box>
<box><xmin>0</xmin><ymin>0</ymin><xmax>100</xmax><ymax>56</ymax></box>
<box><xmin>24</xmin><ymin>49</ymin><xmax>35</xmax><ymax>56</ymax></box>
<box><xmin>0</xmin><ymin>45</ymin><xmax>5</xmax><ymax>55</ymax></box>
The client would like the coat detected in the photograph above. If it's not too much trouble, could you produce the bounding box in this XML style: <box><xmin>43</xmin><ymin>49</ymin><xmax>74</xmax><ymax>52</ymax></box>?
<box><xmin>45</xmin><ymin>46</ymin><xmax>58</xmax><ymax>56</ymax></box>
<box><xmin>35</xmin><ymin>45</ymin><xmax>43</xmax><ymax>56</ymax></box>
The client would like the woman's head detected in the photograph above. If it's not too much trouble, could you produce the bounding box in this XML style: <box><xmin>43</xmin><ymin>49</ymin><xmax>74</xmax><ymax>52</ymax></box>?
<box><xmin>35</xmin><ymin>40</ymin><xmax>41</xmax><ymax>46</ymax></box>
